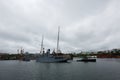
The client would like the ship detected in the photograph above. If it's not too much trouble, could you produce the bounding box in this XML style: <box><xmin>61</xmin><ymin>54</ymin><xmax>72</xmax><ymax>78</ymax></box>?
<box><xmin>22</xmin><ymin>52</ymin><xmax>31</xmax><ymax>61</ymax></box>
<box><xmin>36</xmin><ymin>27</ymin><xmax>68</xmax><ymax>63</ymax></box>
<box><xmin>36</xmin><ymin>49</ymin><xmax>67</xmax><ymax>62</ymax></box>
<box><xmin>18</xmin><ymin>48</ymin><xmax>30</xmax><ymax>61</ymax></box>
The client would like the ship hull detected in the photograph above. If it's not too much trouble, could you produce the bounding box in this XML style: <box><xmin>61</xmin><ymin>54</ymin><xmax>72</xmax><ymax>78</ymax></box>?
<box><xmin>36</xmin><ymin>56</ymin><xmax>67</xmax><ymax>63</ymax></box>
<box><xmin>77</xmin><ymin>59</ymin><xmax>96</xmax><ymax>62</ymax></box>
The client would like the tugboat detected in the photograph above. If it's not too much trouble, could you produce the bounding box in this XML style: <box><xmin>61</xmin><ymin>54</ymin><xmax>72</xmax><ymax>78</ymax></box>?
<box><xmin>36</xmin><ymin>27</ymin><xmax>68</xmax><ymax>63</ymax></box>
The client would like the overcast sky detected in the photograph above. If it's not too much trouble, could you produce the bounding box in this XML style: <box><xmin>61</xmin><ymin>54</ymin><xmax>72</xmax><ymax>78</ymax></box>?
<box><xmin>0</xmin><ymin>0</ymin><xmax>120</xmax><ymax>53</ymax></box>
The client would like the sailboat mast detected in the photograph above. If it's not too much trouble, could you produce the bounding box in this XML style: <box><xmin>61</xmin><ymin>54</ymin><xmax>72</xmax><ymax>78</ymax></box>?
<box><xmin>40</xmin><ymin>35</ymin><xmax>44</xmax><ymax>54</ymax></box>
<box><xmin>57</xmin><ymin>26</ymin><xmax>60</xmax><ymax>53</ymax></box>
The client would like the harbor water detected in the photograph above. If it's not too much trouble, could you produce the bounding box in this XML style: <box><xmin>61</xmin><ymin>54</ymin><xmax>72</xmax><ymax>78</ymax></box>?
<box><xmin>0</xmin><ymin>58</ymin><xmax>120</xmax><ymax>80</ymax></box>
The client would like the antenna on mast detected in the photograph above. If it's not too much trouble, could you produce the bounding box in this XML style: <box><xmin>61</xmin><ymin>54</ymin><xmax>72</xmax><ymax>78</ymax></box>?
<box><xmin>56</xmin><ymin>26</ymin><xmax>60</xmax><ymax>53</ymax></box>
<box><xmin>40</xmin><ymin>35</ymin><xmax>44</xmax><ymax>54</ymax></box>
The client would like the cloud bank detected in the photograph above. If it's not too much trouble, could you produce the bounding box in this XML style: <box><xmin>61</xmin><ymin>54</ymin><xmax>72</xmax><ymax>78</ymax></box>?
<box><xmin>0</xmin><ymin>0</ymin><xmax>120</xmax><ymax>53</ymax></box>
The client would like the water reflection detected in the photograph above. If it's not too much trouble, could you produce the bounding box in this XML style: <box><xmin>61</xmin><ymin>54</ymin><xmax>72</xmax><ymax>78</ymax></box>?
<box><xmin>0</xmin><ymin>59</ymin><xmax>120</xmax><ymax>80</ymax></box>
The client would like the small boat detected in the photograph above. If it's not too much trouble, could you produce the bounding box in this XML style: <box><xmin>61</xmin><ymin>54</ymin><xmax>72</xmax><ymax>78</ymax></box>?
<box><xmin>77</xmin><ymin>58</ymin><xmax>96</xmax><ymax>62</ymax></box>
<box><xmin>77</xmin><ymin>56</ymin><xmax>96</xmax><ymax>62</ymax></box>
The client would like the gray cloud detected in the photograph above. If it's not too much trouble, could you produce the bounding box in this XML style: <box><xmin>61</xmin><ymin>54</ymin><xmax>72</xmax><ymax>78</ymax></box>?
<box><xmin>0</xmin><ymin>0</ymin><xmax>120</xmax><ymax>53</ymax></box>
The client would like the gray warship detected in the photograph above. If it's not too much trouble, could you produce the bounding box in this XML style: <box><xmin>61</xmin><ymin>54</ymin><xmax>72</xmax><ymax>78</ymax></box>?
<box><xmin>36</xmin><ymin>27</ymin><xmax>68</xmax><ymax>63</ymax></box>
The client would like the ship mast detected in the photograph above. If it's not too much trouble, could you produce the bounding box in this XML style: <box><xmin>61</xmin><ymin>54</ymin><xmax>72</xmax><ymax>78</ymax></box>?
<box><xmin>56</xmin><ymin>26</ymin><xmax>60</xmax><ymax>53</ymax></box>
<box><xmin>40</xmin><ymin>35</ymin><xmax>44</xmax><ymax>54</ymax></box>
